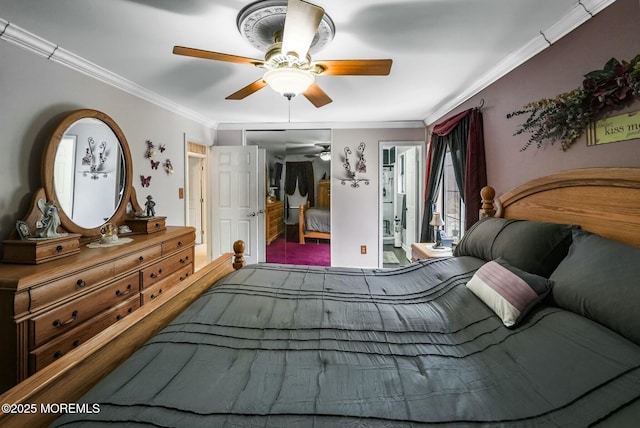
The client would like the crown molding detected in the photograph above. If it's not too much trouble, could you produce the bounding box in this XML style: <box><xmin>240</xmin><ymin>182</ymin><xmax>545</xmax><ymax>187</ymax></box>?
<box><xmin>422</xmin><ymin>0</ymin><xmax>616</xmax><ymax>125</ymax></box>
<box><xmin>217</xmin><ymin>120</ymin><xmax>426</xmax><ymax>131</ymax></box>
<box><xmin>0</xmin><ymin>17</ymin><xmax>218</xmax><ymax>129</ymax></box>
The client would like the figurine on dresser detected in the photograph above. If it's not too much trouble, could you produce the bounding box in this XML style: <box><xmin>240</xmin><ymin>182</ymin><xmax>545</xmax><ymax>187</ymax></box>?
<box><xmin>144</xmin><ymin>195</ymin><xmax>156</xmax><ymax>217</ymax></box>
<box><xmin>35</xmin><ymin>199</ymin><xmax>64</xmax><ymax>238</ymax></box>
<box><xmin>14</xmin><ymin>198</ymin><xmax>66</xmax><ymax>240</ymax></box>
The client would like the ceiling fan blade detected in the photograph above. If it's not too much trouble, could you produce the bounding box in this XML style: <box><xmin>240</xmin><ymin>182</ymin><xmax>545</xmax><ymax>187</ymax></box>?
<box><xmin>226</xmin><ymin>79</ymin><xmax>268</xmax><ymax>100</ymax></box>
<box><xmin>281</xmin><ymin>0</ymin><xmax>324</xmax><ymax>60</ymax></box>
<box><xmin>173</xmin><ymin>46</ymin><xmax>263</xmax><ymax>66</ymax></box>
<box><xmin>303</xmin><ymin>83</ymin><xmax>332</xmax><ymax>108</ymax></box>
<box><xmin>315</xmin><ymin>59</ymin><xmax>393</xmax><ymax>76</ymax></box>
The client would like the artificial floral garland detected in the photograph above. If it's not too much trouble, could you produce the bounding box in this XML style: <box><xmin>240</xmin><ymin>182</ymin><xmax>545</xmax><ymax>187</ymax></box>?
<box><xmin>507</xmin><ymin>55</ymin><xmax>640</xmax><ymax>151</ymax></box>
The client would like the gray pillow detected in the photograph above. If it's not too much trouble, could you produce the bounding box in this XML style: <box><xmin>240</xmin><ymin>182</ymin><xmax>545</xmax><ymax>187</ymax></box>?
<box><xmin>549</xmin><ymin>229</ymin><xmax>640</xmax><ymax>345</ymax></box>
<box><xmin>454</xmin><ymin>217</ymin><xmax>577</xmax><ymax>277</ymax></box>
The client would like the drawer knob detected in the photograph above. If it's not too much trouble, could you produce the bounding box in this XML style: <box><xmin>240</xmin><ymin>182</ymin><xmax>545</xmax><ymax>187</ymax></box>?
<box><xmin>177</xmin><ymin>241</ymin><xmax>183</xmax><ymax>247</ymax></box>
<box><xmin>138</xmin><ymin>256</ymin><xmax>145</xmax><ymax>262</ymax></box>
<box><xmin>179</xmin><ymin>256</ymin><xmax>190</xmax><ymax>264</ymax></box>
<box><xmin>155</xmin><ymin>223</ymin><xmax>160</xmax><ymax>228</ymax></box>
<box><xmin>56</xmin><ymin>245</ymin><xmax>64</xmax><ymax>253</ymax></box>
<box><xmin>180</xmin><ymin>273</ymin><xmax>189</xmax><ymax>281</ymax></box>
<box><xmin>150</xmin><ymin>289</ymin><xmax>163</xmax><ymax>299</ymax></box>
<box><xmin>116</xmin><ymin>284</ymin><xmax>133</xmax><ymax>296</ymax></box>
<box><xmin>73</xmin><ymin>340</ymin><xmax>80</xmax><ymax>347</ymax></box>
<box><xmin>76</xmin><ymin>279</ymin><xmax>86</xmax><ymax>288</ymax></box>
<box><xmin>115</xmin><ymin>309</ymin><xmax>133</xmax><ymax>322</ymax></box>
<box><xmin>54</xmin><ymin>351</ymin><xmax>64</xmax><ymax>359</ymax></box>
<box><xmin>150</xmin><ymin>269</ymin><xmax>163</xmax><ymax>279</ymax></box>
<box><xmin>53</xmin><ymin>310</ymin><xmax>78</xmax><ymax>328</ymax></box>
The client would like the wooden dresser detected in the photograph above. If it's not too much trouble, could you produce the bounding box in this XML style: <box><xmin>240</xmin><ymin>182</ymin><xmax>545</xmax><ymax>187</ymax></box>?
<box><xmin>265</xmin><ymin>200</ymin><xmax>284</xmax><ymax>245</ymax></box>
<box><xmin>0</xmin><ymin>226</ymin><xmax>195</xmax><ymax>393</ymax></box>
<box><xmin>318</xmin><ymin>179</ymin><xmax>330</xmax><ymax>208</ymax></box>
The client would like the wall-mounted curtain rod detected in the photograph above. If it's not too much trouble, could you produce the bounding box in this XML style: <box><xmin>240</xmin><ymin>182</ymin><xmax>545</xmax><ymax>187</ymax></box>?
<box><xmin>475</xmin><ymin>99</ymin><xmax>485</xmax><ymax>110</ymax></box>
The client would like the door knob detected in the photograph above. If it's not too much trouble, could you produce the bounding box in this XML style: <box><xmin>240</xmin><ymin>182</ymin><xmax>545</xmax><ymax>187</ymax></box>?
<box><xmin>247</xmin><ymin>212</ymin><xmax>257</xmax><ymax>217</ymax></box>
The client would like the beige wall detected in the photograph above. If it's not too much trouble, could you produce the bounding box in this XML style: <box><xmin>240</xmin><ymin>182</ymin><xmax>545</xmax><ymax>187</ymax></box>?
<box><xmin>331</xmin><ymin>128</ymin><xmax>425</xmax><ymax>267</ymax></box>
<box><xmin>0</xmin><ymin>42</ymin><xmax>215</xmax><ymax>242</ymax></box>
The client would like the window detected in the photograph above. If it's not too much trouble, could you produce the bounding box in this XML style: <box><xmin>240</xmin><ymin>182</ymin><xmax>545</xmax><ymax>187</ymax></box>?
<box><xmin>436</xmin><ymin>150</ymin><xmax>465</xmax><ymax>241</ymax></box>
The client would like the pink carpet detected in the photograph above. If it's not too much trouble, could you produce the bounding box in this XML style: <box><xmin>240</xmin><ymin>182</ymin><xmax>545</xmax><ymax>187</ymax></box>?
<box><xmin>266</xmin><ymin>237</ymin><xmax>330</xmax><ymax>266</ymax></box>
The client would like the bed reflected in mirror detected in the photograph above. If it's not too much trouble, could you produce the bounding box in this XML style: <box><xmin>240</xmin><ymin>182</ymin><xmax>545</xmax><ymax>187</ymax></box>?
<box><xmin>246</xmin><ymin>129</ymin><xmax>331</xmax><ymax>266</ymax></box>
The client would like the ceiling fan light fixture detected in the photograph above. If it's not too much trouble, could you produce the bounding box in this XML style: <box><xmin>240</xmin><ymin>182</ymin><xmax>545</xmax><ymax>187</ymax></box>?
<box><xmin>263</xmin><ymin>67</ymin><xmax>314</xmax><ymax>97</ymax></box>
<box><xmin>319</xmin><ymin>151</ymin><xmax>331</xmax><ymax>161</ymax></box>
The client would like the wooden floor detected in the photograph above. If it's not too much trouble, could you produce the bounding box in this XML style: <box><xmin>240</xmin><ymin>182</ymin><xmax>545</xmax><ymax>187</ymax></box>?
<box><xmin>195</xmin><ymin>242</ymin><xmax>406</xmax><ymax>270</ymax></box>
<box><xmin>194</xmin><ymin>244</ymin><xmax>207</xmax><ymax>271</ymax></box>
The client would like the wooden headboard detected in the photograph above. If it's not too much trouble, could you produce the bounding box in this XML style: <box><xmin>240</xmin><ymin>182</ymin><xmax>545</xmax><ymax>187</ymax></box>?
<box><xmin>481</xmin><ymin>167</ymin><xmax>640</xmax><ymax>247</ymax></box>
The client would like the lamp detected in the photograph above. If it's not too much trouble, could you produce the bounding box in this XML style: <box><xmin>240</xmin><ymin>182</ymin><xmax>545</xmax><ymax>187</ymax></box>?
<box><xmin>263</xmin><ymin>67</ymin><xmax>315</xmax><ymax>98</ymax></box>
<box><xmin>430</xmin><ymin>212</ymin><xmax>445</xmax><ymax>249</ymax></box>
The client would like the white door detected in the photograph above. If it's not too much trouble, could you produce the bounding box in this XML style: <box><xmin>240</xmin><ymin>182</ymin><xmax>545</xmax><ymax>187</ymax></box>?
<box><xmin>404</xmin><ymin>147</ymin><xmax>418</xmax><ymax>260</ymax></box>
<box><xmin>211</xmin><ymin>146</ymin><xmax>263</xmax><ymax>264</ymax></box>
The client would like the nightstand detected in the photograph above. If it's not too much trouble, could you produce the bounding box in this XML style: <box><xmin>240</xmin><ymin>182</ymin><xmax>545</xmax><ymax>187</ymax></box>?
<box><xmin>411</xmin><ymin>242</ymin><xmax>453</xmax><ymax>261</ymax></box>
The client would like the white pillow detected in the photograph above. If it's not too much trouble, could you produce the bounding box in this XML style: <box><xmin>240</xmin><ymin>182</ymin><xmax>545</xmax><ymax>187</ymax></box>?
<box><xmin>466</xmin><ymin>258</ymin><xmax>553</xmax><ymax>327</ymax></box>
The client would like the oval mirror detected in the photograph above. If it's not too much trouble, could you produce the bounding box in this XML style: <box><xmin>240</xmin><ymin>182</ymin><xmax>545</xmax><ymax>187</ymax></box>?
<box><xmin>42</xmin><ymin>109</ymin><xmax>133</xmax><ymax>237</ymax></box>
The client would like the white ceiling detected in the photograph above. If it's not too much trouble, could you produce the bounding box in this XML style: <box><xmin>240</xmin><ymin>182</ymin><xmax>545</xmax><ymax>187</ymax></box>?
<box><xmin>0</xmin><ymin>0</ymin><xmax>611</xmax><ymax>128</ymax></box>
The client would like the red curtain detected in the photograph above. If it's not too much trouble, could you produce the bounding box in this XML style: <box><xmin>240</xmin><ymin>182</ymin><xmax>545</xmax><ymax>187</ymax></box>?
<box><xmin>424</xmin><ymin>108</ymin><xmax>486</xmax><ymax>232</ymax></box>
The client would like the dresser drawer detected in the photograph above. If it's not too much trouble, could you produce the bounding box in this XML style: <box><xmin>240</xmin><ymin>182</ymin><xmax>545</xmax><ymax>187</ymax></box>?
<box><xmin>30</xmin><ymin>296</ymin><xmax>140</xmax><ymax>371</ymax></box>
<box><xmin>161</xmin><ymin>231</ymin><xmax>195</xmax><ymax>255</ymax></box>
<box><xmin>140</xmin><ymin>248</ymin><xmax>194</xmax><ymax>289</ymax></box>
<box><xmin>114</xmin><ymin>244</ymin><xmax>162</xmax><ymax>276</ymax></box>
<box><xmin>140</xmin><ymin>264</ymin><xmax>193</xmax><ymax>305</ymax></box>
<box><xmin>30</xmin><ymin>272</ymin><xmax>140</xmax><ymax>348</ymax></box>
<box><xmin>29</xmin><ymin>262</ymin><xmax>115</xmax><ymax>312</ymax></box>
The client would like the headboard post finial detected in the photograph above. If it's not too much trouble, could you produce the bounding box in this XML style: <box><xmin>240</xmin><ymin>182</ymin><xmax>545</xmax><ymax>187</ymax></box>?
<box><xmin>480</xmin><ymin>186</ymin><xmax>497</xmax><ymax>218</ymax></box>
<box><xmin>232</xmin><ymin>240</ymin><xmax>246</xmax><ymax>270</ymax></box>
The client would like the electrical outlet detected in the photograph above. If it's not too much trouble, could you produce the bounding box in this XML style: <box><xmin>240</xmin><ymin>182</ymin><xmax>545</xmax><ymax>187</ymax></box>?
<box><xmin>360</xmin><ymin>245</ymin><xmax>367</xmax><ymax>254</ymax></box>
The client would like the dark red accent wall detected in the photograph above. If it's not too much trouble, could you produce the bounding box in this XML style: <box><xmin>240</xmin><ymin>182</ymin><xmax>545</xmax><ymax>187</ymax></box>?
<box><xmin>430</xmin><ymin>0</ymin><xmax>640</xmax><ymax>195</ymax></box>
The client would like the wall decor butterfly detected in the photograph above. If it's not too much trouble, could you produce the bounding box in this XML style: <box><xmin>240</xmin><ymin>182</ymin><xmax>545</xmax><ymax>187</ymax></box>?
<box><xmin>163</xmin><ymin>159</ymin><xmax>174</xmax><ymax>174</ymax></box>
<box><xmin>140</xmin><ymin>175</ymin><xmax>152</xmax><ymax>187</ymax></box>
<box><xmin>150</xmin><ymin>160</ymin><xmax>160</xmax><ymax>170</ymax></box>
<box><xmin>144</xmin><ymin>140</ymin><xmax>155</xmax><ymax>159</ymax></box>
<box><xmin>159</xmin><ymin>144</ymin><xmax>166</xmax><ymax>153</ymax></box>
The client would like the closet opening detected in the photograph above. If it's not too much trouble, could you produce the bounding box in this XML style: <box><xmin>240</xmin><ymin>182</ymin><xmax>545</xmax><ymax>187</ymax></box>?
<box><xmin>247</xmin><ymin>129</ymin><xmax>332</xmax><ymax>267</ymax></box>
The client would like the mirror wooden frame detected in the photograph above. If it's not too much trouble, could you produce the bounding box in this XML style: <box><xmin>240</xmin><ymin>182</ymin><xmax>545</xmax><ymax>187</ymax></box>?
<box><xmin>42</xmin><ymin>109</ymin><xmax>135</xmax><ymax>237</ymax></box>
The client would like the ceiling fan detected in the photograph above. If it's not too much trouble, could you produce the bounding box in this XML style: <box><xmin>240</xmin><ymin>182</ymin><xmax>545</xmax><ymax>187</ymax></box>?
<box><xmin>305</xmin><ymin>144</ymin><xmax>331</xmax><ymax>161</ymax></box>
<box><xmin>172</xmin><ymin>0</ymin><xmax>392</xmax><ymax>108</ymax></box>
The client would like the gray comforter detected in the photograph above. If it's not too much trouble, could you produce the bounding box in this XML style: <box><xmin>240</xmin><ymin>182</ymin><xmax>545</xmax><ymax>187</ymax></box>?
<box><xmin>53</xmin><ymin>258</ymin><xmax>640</xmax><ymax>427</ymax></box>
<box><xmin>305</xmin><ymin>207</ymin><xmax>330</xmax><ymax>233</ymax></box>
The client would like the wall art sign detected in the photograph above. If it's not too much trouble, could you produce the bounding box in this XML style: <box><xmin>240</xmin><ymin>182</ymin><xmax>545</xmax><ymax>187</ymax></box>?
<box><xmin>587</xmin><ymin>110</ymin><xmax>640</xmax><ymax>146</ymax></box>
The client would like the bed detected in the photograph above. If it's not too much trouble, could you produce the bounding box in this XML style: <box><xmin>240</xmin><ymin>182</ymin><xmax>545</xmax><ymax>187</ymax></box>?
<box><xmin>298</xmin><ymin>201</ymin><xmax>331</xmax><ymax>244</ymax></box>
<box><xmin>1</xmin><ymin>167</ymin><xmax>639</xmax><ymax>427</ymax></box>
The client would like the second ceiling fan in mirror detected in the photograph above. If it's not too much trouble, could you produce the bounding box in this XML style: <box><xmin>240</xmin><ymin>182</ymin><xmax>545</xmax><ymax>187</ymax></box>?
<box><xmin>172</xmin><ymin>0</ymin><xmax>393</xmax><ymax>107</ymax></box>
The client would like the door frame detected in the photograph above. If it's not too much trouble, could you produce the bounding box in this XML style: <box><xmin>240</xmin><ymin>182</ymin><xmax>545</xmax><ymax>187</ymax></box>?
<box><xmin>184</xmin><ymin>138</ymin><xmax>209</xmax><ymax>260</ymax></box>
<box><xmin>378</xmin><ymin>141</ymin><xmax>425</xmax><ymax>268</ymax></box>
<box><xmin>186</xmin><ymin>153</ymin><xmax>206</xmax><ymax>244</ymax></box>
